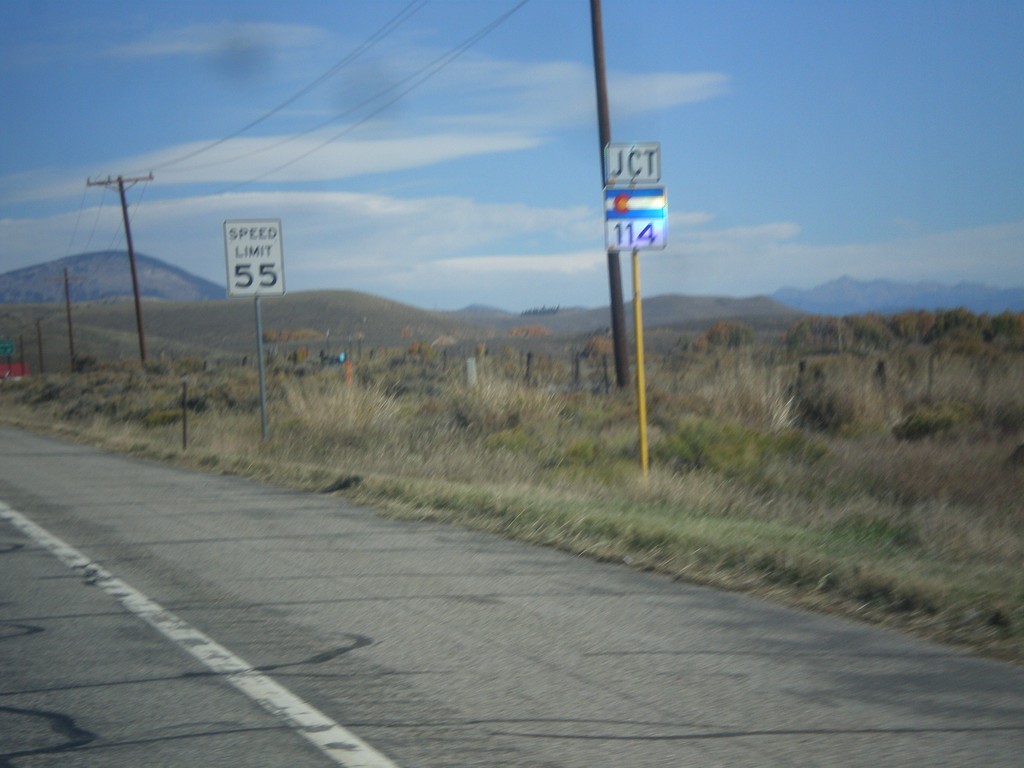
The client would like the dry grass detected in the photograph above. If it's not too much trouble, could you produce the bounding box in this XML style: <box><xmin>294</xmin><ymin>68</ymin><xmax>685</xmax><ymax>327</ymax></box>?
<box><xmin>2</xmin><ymin>343</ymin><xmax>1022</xmax><ymax>663</ymax></box>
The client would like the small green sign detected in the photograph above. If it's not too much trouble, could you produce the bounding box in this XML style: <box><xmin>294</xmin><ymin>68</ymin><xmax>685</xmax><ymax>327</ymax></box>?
<box><xmin>0</xmin><ymin>339</ymin><xmax>14</xmax><ymax>356</ymax></box>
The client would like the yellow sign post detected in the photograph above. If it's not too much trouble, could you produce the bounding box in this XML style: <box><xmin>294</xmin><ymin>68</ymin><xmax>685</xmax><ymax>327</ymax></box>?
<box><xmin>632</xmin><ymin>248</ymin><xmax>649</xmax><ymax>479</ymax></box>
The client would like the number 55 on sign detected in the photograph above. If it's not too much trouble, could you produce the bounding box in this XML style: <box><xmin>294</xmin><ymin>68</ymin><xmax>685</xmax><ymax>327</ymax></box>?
<box><xmin>224</xmin><ymin>219</ymin><xmax>286</xmax><ymax>298</ymax></box>
<box><xmin>604</xmin><ymin>187</ymin><xmax>667</xmax><ymax>251</ymax></box>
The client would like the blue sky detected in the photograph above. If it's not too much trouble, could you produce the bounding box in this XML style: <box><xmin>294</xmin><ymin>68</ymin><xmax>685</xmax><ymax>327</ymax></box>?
<box><xmin>1</xmin><ymin>0</ymin><xmax>1022</xmax><ymax>311</ymax></box>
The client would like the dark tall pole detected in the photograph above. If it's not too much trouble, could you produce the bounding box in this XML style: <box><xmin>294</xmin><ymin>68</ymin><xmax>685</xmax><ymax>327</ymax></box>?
<box><xmin>35</xmin><ymin>319</ymin><xmax>44</xmax><ymax>375</ymax></box>
<box><xmin>63</xmin><ymin>267</ymin><xmax>76</xmax><ymax>369</ymax></box>
<box><xmin>87</xmin><ymin>173</ymin><xmax>152</xmax><ymax>364</ymax></box>
<box><xmin>590</xmin><ymin>0</ymin><xmax>629</xmax><ymax>389</ymax></box>
<box><xmin>117</xmin><ymin>176</ymin><xmax>147</xmax><ymax>363</ymax></box>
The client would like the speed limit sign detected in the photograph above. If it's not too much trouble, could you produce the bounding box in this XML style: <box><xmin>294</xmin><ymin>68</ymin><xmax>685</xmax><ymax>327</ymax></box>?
<box><xmin>224</xmin><ymin>219</ymin><xmax>285</xmax><ymax>297</ymax></box>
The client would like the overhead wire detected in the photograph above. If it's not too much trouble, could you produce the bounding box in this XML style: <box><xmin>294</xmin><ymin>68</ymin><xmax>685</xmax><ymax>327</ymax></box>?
<box><xmin>104</xmin><ymin>176</ymin><xmax>151</xmax><ymax>252</ymax></box>
<box><xmin>128</xmin><ymin>176</ymin><xmax>151</xmax><ymax>226</ymax></box>
<box><xmin>62</xmin><ymin>186</ymin><xmax>89</xmax><ymax>259</ymax></box>
<box><xmin>146</xmin><ymin>0</ymin><xmax>431</xmax><ymax>173</ymax></box>
<box><xmin>169</xmin><ymin>0</ymin><xmax>529</xmax><ymax>177</ymax></box>
<box><xmin>217</xmin><ymin>0</ymin><xmax>531</xmax><ymax>192</ymax></box>
<box><xmin>79</xmin><ymin>3</ymin><xmax>416</xmax><ymax>258</ymax></box>
<box><xmin>81</xmin><ymin>186</ymin><xmax>107</xmax><ymax>254</ymax></box>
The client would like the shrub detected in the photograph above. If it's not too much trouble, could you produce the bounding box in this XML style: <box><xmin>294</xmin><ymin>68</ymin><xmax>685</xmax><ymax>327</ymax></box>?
<box><xmin>27</xmin><ymin>379</ymin><xmax>70</xmax><ymax>404</ymax></box>
<box><xmin>928</xmin><ymin>308</ymin><xmax>987</xmax><ymax>344</ymax></box>
<box><xmin>829</xmin><ymin>515</ymin><xmax>919</xmax><ymax>551</ymax></box>
<box><xmin>509</xmin><ymin>325</ymin><xmax>552</xmax><ymax>338</ymax></box>
<box><xmin>990</xmin><ymin>311</ymin><xmax>1024</xmax><ymax>343</ymax></box>
<box><xmin>484</xmin><ymin>427</ymin><xmax>539</xmax><ymax>454</ymax></box>
<box><xmin>451</xmin><ymin>380</ymin><xmax>561</xmax><ymax>434</ymax></box>
<box><xmin>281</xmin><ymin>376</ymin><xmax>398</xmax><ymax>444</ymax></box>
<box><xmin>72</xmin><ymin>354</ymin><xmax>99</xmax><ymax>373</ymax></box>
<box><xmin>653</xmin><ymin>417</ymin><xmax>826</xmax><ymax>479</ymax></box>
<box><xmin>893</xmin><ymin>400</ymin><xmax>974</xmax><ymax>440</ymax></box>
<box><xmin>789</xmin><ymin>363</ymin><xmax>858</xmax><ymax>433</ymax></box>
<box><xmin>142</xmin><ymin>409</ymin><xmax>181</xmax><ymax>427</ymax></box>
<box><xmin>992</xmin><ymin>402</ymin><xmax>1024</xmax><ymax>435</ymax></box>
<box><xmin>848</xmin><ymin>314</ymin><xmax>893</xmax><ymax>352</ymax></box>
<box><xmin>887</xmin><ymin>311</ymin><xmax>935</xmax><ymax>343</ymax></box>
<box><xmin>695</xmin><ymin>320</ymin><xmax>755</xmax><ymax>351</ymax></box>
<box><xmin>563</xmin><ymin>438</ymin><xmax>602</xmax><ymax>466</ymax></box>
<box><xmin>785</xmin><ymin>317</ymin><xmax>843</xmax><ymax>355</ymax></box>
<box><xmin>582</xmin><ymin>336</ymin><xmax>614</xmax><ymax>357</ymax></box>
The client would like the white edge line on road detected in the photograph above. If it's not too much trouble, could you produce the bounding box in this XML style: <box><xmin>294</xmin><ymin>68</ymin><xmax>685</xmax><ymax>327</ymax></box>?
<box><xmin>0</xmin><ymin>501</ymin><xmax>398</xmax><ymax>768</ymax></box>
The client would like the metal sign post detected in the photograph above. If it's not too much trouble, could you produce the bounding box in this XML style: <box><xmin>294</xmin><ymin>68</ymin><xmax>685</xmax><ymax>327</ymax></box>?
<box><xmin>224</xmin><ymin>219</ymin><xmax>285</xmax><ymax>441</ymax></box>
<box><xmin>254</xmin><ymin>296</ymin><xmax>269</xmax><ymax>441</ymax></box>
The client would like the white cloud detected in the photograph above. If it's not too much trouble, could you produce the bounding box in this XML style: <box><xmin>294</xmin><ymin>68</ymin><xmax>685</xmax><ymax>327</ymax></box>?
<box><xmin>0</xmin><ymin>130</ymin><xmax>545</xmax><ymax>205</ymax></box>
<box><xmin>153</xmin><ymin>130</ymin><xmax>544</xmax><ymax>185</ymax></box>
<box><xmin>422</xmin><ymin>55</ymin><xmax>729</xmax><ymax>131</ymax></box>
<box><xmin>1</xmin><ymin>188</ymin><xmax>594</xmax><ymax>278</ymax></box>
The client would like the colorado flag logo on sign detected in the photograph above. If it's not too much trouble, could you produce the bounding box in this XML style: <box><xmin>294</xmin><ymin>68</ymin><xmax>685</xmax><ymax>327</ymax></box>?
<box><xmin>604</xmin><ymin>186</ymin><xmax>667</xmax><ymax>250</ymax></box>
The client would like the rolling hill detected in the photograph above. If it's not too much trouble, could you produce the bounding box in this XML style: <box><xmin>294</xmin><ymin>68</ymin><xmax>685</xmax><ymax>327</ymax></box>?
<box><xmin>0</xmin><ymin>290</ymin><xmax>491</xmax><ymax>368</ymax></box>
<box><xmin>0</xmin><ymin>251</ymin><xmax>225</xmax><ymax>304</ymax></box>
<box><xmin>1</xmin><ymin>253</ymin><xmax>804</xmax><ymax>369</ymax></box>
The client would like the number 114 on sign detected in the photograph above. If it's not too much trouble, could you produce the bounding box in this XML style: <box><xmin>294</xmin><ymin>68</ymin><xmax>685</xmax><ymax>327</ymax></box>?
<box><xmin>606</xmin><ymin>218</ymin><xmax>666</xmax><ymax>250</ymax></box>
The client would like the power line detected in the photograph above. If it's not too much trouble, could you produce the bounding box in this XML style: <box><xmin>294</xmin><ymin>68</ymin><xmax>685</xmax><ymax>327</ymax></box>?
<box><xmin>63</xmin><ymin>186</ymin><xmax>89</xmax><ymax>259</ymax></box>
<box><xmin>169</xmin><ymin>0</ymin><xmax>530</xmax><ymax>178</ymax></box>
<box><xmin>104</xmin><ymin>175</ymin><xmax>151</xmax><ymax>252</ymax></box>
<box><xmin>146</xmin><ymin>0</ymin><xmax>430</xmax><ymax>173</ymax></box>
<box><xmin>81</xmin><ymin>186</ymin><xmax>107</xmax><ymax>254</ymax></box>
<box><xmin>218</xmin><ymin>0</ymin><xmax>531</xmax><ymax>192</ymax></box>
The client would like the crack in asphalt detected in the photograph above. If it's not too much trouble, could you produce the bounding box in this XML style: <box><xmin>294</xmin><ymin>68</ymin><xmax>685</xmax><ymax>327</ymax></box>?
<box><xmin>0</xmin><ymin>705</ymin><xmax>98</xmax><ymax>765</ymax></box>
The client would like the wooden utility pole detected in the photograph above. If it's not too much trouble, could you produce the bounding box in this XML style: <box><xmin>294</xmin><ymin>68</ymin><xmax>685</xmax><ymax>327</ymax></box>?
<box><xmin>589</xmin><ymin>0</ymin><xmax>629</xmax><ymax>389</ymax></box>
<box><xmin>86</xmin><ymin>173</ymin><xmax>153</xmax><ymax>363</ymax></box>
<box><xmin>63</xmin><ymin>267</ymin><xmax>77</xmax><ymax>367</ymax></box>
<box><xmin>48</xmin><ymin>268</ymin><xmax>86</xmax><ymax>371</ymax></box>
<box><xmin>35</xmin><ymin>318</ymin><xmax>44</xmax><ymax>375</ymax></box>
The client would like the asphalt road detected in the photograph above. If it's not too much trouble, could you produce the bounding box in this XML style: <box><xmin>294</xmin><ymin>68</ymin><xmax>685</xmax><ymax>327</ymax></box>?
<box><xmin>1</xmin><ymin>426</ymin><xmax>1022</xmax><ymax>767</ymax></box>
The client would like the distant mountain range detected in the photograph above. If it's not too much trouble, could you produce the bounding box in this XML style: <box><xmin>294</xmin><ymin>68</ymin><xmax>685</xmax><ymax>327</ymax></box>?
<box><xmin>772</xmin><ymin>276</ymin><xmax>1024</xmax><ymax>316</ymax></box>
<box><xmin>0</xmin><ymin>251</ymin><xmax>224</xmax><ymax>304</ymax></box>
<box><xmin>3</xmin><ymin>254</ymin><xmax>1022</xmax><ymax>319</ymax></box>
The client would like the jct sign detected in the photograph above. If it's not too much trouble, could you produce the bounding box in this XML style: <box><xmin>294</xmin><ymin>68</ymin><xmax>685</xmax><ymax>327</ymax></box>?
<box><xmin>604</xmin><ymin>142</ymin><xmax>661</xmax><ymax>186</ymax></box>
<box><xmin>224</xmin><ymin>219</ymin><xmax>285</xmax><ymax>297</ymax></box>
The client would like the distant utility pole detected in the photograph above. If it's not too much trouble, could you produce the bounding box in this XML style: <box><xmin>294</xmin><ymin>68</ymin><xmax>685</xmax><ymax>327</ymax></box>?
<box><xmin>589</xmin><ymin>0</ymin><xmax>629</xmax><ymax>389</ymax></box>
<box><xmin>47</xmin><ymin>268</ymin><xmax>86</xmax><ymax>370</ymax></box>
<box><xmin>62</xmin><ymin>267</ymin><xmax>78</xmax><ymax>368</ymax></box>
<box><xmin>86</xmin><ymin>173</ymin><xmax>153</xmax><ymax>363</ymax></box>
<box><xmin>35</xmin><ymin>318</ymin><xmax>44</xmax><ymax>375</ymax></box>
